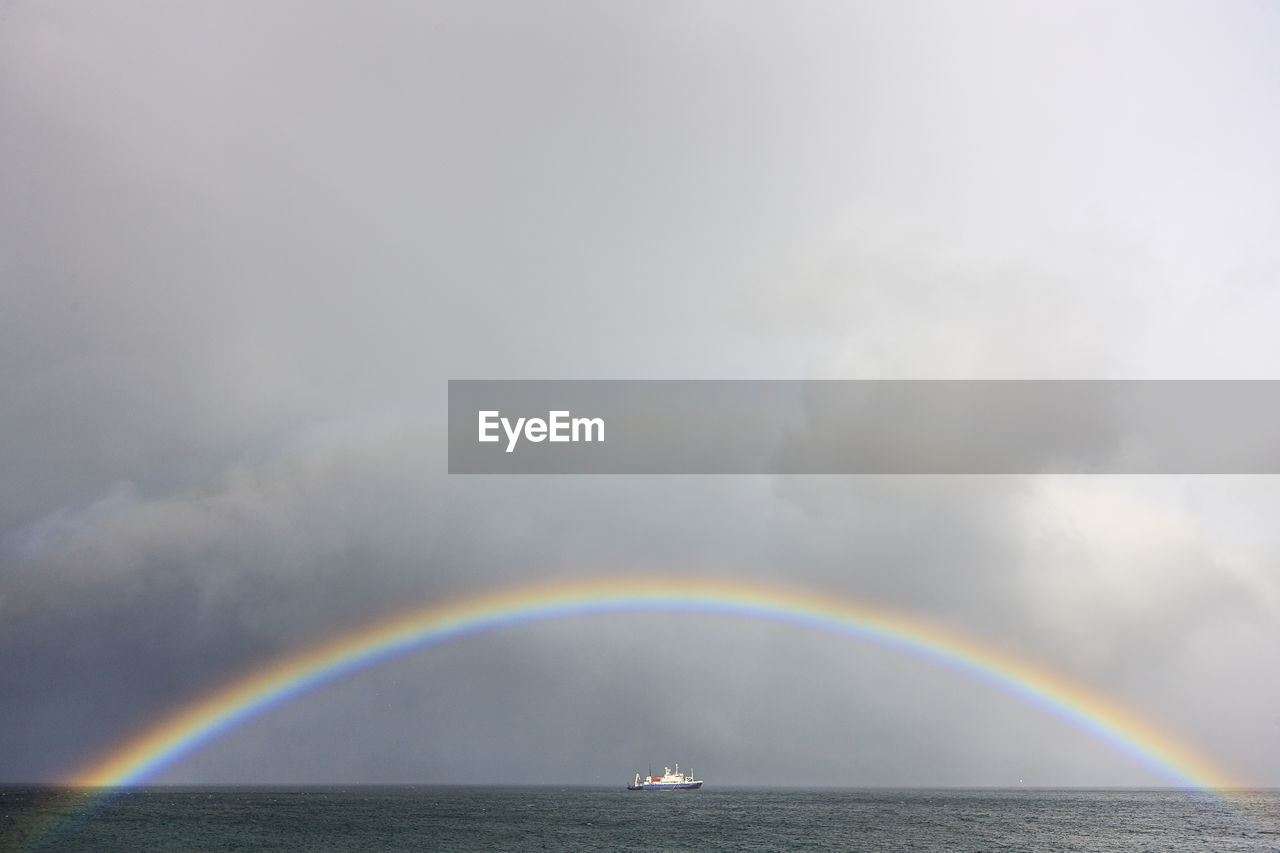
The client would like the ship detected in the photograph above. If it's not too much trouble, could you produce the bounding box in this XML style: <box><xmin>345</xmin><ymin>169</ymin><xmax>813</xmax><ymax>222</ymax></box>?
<box><xmin>627</xmin><ymin>763</ymin><xmax>703</xmax><ymax>791</ymax></box>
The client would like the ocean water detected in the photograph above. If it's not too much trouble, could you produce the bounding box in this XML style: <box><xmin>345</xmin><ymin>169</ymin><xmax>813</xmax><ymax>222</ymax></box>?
<box><xmin>4</xmin><ymin>786</ymin><xmax>1279</xmax><ymax>852</ymax></box>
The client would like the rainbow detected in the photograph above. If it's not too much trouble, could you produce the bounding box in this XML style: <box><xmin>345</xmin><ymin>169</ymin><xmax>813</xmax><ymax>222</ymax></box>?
<box><xmin>71</xmin><ymin>575</ymin><xmax>1242</xmax><ymax>789</ymax></box>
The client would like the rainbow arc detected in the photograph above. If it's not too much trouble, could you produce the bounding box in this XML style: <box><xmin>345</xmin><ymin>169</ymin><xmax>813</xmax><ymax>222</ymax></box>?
<box><xmin>72</xmin><ymin>575</ymin><xmax>1242</xmax><ymax>789</ymax></box>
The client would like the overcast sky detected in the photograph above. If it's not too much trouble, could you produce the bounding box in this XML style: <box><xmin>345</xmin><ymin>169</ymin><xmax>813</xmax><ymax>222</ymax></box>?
<box><xmin>3</xmin><ymin>0</ymin><xmax>1280</xmax><ymax>787</ymax></box>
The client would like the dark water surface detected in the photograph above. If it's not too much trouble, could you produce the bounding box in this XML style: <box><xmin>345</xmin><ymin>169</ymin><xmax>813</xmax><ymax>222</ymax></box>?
<box><xmin>4</xmin><ymin>786</ymin><xmax>1279</xmax><ymax>851</ymax></box>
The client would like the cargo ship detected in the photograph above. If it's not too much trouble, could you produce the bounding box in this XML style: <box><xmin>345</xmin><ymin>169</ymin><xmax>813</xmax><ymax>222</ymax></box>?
<box><xmin>627</xmin><ymin>763</ymin><xmax>702</xmax><ymax>791</ymax></box>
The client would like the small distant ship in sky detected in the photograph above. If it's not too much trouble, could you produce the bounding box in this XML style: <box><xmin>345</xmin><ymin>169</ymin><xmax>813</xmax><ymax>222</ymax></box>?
<box><xmin>628</xmin><ymin>763</ymin><xmax>703</xmax><ymax>791</ymax></box>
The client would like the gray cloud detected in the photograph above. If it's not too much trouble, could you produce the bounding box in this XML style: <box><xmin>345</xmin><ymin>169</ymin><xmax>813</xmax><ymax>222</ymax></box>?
<box><xmin>2</xmin><ymin>0</ymin><xmax>1279</xmax><ymax>788</ymax></box>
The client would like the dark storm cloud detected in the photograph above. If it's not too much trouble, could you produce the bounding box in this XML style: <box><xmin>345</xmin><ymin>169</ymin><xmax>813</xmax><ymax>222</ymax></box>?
<box><xmin>2</xmin><ymin>0</ymin><xmax>1279</xmax><ymax>789</ymax></box>
<box><xmin>7</xmin><ymin>444</ymin><xmax>1275</xmax><ymax>785</ymax></box>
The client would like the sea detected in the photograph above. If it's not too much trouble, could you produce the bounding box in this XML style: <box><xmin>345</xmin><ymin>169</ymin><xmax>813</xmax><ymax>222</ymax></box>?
<box><xmin>4</xmin><ymin>786</ymin><xmax>1279</xmax><ymax>851</ymax></box>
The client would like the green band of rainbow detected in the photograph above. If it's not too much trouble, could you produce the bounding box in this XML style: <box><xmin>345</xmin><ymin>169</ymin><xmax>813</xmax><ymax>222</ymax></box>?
<box><xmin>71</xmin><ymin>576</ymin><xmax>1242</xmax><ymax>789</ymax></box>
